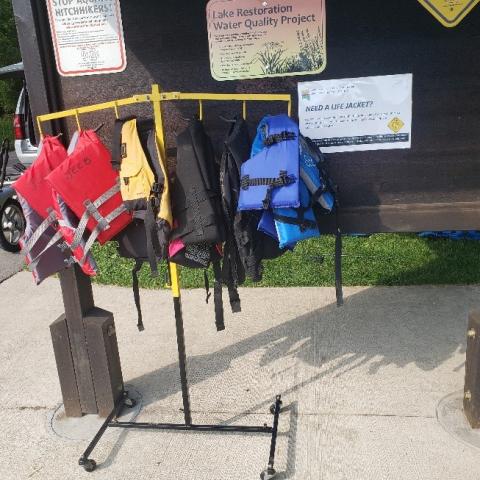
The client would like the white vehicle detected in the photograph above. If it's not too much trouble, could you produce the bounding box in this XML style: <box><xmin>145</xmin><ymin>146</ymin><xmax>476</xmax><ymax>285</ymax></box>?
<box><xmin>9</xmin><ymin>63</ymin><xmax>39</xmax><ymax>166</ymax></box>
<box><xmin>0</xmin><ymin>62</ymin><xmax>32</xmax><ymax>251</ymax></box>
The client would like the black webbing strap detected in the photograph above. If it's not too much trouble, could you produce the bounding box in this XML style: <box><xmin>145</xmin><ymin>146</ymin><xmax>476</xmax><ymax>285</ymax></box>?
<box><xmin>132</xmin><ymin>258</ymin><xmax>145</xmax><ymax>331</ymax></box>
<box><xmin>273</xmin><ymin>208</ymin><xmax>317</xmax><ymax>233</ymax></box>
<box><xmin>240</xmin><ymin>170</ymin><xmax>294</xmax><ymax>190</ymax></box>
<box><xmin>204</xmin><ymin>270</ymin><xmax>211</xmax><ymax>303</ymax></box>
<box><xmin>111</xmin><ymin>116</ymin><xmax>136</xmax><ymax>170</ymax></box>
<box><xmin>240</xmin><ymin>170</ymin><xmax>296</xmax><ymax>210</ymax></box>
<box><xmin>228</xmin><ymin>284</ymin><xmax>241</xmax><ymax>313</ymax></box>
<box><xmin>264</xmin><ymin>131</ymin><xmax>296</xmax><ymax>146</ymax></box>
<box><xmin>212</xmin><ymin>259</ymin><xmax>225</xmax><ymax>331</ymax></box>
<box><xmin>311</xmin><ymin>184</ymin><xmax>328</xmax><ymax>205</ymax></box>
<box><xmin>334</xmin><ymin>207</ymin><xmax>344</xmax><ymax>307</ymax></box>
<box><xmin>144</xmin><ymin>201</ymin><xmax>159</xmax><ymax>276</ymax></box>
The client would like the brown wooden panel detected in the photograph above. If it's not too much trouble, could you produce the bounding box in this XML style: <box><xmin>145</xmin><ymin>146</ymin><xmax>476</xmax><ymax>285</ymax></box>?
<box><xmin>50</xmin><ymin>314</ymin><xmax>82</xmax><ymax>417</ymax></box>
<box><xmin>37</xmin><ymin>0</ymin><xmax>480</xmax><ymax>233</ymax></box>
<box><xmin>59</xmin><ymin>265</ymin><xmax>97</xmax><ymax>414</ymax></box>
<box><xmin>84</xmin><ymin>308</ymin><xmax>124</xmax><ymax>417</ymax></box>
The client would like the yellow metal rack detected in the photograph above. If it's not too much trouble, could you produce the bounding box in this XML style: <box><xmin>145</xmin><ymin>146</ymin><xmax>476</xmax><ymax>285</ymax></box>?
<box><xmin>37</xmin><ymin>84</ymin><xmax>292</xmax><ymax>299</ymax></box>
<box><xmin>37</xmin><ymin>84</ymin><xmax>290</xmax><ymax>478</ymax></box>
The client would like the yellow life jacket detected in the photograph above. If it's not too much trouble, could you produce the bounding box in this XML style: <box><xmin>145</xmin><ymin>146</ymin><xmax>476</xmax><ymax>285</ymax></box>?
<box><xmin>116</xmin><ymin>117</ymin><xmax>172</xmax><ymax>228</ymax></box>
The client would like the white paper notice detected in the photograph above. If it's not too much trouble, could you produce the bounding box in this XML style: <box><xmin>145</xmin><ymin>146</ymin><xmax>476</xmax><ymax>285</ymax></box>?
<box><xmin>298</xmin><ymin>74</ymin><xmax>413</xmax><ymax>153</ymax></box>
<box><xmin>46</xmin><ymin>0</ymin><xmax>127</xmax><ymax>77</ymax></box>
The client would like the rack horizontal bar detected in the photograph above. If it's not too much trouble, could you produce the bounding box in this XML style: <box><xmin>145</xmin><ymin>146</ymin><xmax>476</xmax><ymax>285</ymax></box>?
<box><xmin>37</xmin><ymin>86</ymin><xmax>292</xmax><ymax>124</ymax></box>
<box><xmin>109</xmin><ymin>422</ymin><xmax>273</xmax><ymax>433</ymax></box>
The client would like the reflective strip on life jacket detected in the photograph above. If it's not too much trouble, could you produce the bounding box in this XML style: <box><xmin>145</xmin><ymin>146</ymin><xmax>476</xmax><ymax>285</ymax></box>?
<box><xmin>52</xmin><ymin>191</ymin><xmax>98</xmax><ymax>276</ymax></box>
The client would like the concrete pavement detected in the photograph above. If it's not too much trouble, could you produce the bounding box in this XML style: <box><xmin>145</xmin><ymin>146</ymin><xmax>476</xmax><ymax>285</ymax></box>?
<box><xmin>1</xmin><ymin>271</ymin><xmax>479</xmax><ymax>479</ymax></box>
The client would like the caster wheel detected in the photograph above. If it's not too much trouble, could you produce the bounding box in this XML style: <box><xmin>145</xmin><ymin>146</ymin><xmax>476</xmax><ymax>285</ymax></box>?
<box><xmin>124</xmin><ymin>397</ymin><xmax>137</xmax><ymax>408</ymax></box>
<box><xmin>260</xmin><ymin>467</ymin><xmax>276</xmax><ymax>479</ymax></box>
<box><xmin>80</xmin><ymin>459</ymin><xmax>96</xmax><ymax>472</ymax></box>
<box><xmin>269</xmin><ymin>404</ymin><xmax>276</xmax><ymax>415</ymax></box>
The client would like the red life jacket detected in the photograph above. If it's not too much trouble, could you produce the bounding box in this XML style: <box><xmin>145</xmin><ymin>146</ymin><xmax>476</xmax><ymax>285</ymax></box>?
<box><xmin>46</xmin><ymin>130</ymin><xmax>132</xmax><ymax>268</ymax></box>
<box><xmin>13</xmin><ymin>135</ymin><xmax>98</xmax><ymax>281</ymax></box>
<box><xmin>12</xmin><ymin>136</ymin><xmax>71</xmax><ymax>283</ymax></box>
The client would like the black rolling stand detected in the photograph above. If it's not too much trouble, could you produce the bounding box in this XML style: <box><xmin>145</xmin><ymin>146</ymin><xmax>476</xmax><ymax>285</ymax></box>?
<box><xmin>78</xmin><ymin>296</ymin><xmax>283</xmax><ymax>480</ymax></box>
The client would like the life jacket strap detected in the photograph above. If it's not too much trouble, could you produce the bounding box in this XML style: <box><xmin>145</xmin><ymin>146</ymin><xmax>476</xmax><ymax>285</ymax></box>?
<box><xmin>132</xmin><ymin>258</ymin><xmax>144</xmax><ymax>331</ymax></box>
<box><xmin>240</xmin><ymin>170</ymin><xmax>296</xmax><ymax>210</ymax></box>
<box><xmin>21</xmin><ymin>209</ymin><xmax>58</xmax><ymax>256</ymax></box>
<box><xmin>311</xmin><ymin>184</ymin><xmax>329</xmax><ymax>205</ymax></box>
<box><xmin>70</xmin><ymin>181</ymin><xmax>121</xmax><ymax>251</ymax></box>
<box><xmin>144</xmin><ymin>200</ymin><xmax>160</xmax><ymax>276</ymax></box>
<box><xmin>273</xmin><ymin>211</ymin><xmax>318</xmax><ymax>233</ymax></box>
<box><xmin>264</xmin><ymin>131</ymin><xmax>296</xmax><ymax>146</ymax></box>
<box><xmin>204</xmin><ymin>270</ymin><xmax>212</xmax><ymax>304</ymax></box>
<box><xmin>79</xmin><ymin>203</ymin><xmax>127</xmax><ymax>264</ymax></box>
<box><xmin>227</xmin><ymin>283</ymin><xmax>241</xmax><ymax>313</ymax></box>
<box><xmin>27</xmin><ymin>229</ymin><xmax>66</xmax><ymax>272</ymax></box>
<box><xmin>212</xmin><ymin>258</ymin><xmax>225</xmax><ymax>331</ymax></box>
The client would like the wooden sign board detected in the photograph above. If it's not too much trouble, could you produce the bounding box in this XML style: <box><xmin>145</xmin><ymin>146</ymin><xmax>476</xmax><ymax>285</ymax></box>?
<box><xmin>15</xmin><ymin>0</ymin><xmax>480</xmax><ymax>234</ymax></box>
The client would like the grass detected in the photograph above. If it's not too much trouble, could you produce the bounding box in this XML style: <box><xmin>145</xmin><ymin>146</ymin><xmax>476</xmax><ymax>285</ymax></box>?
<box><xmin>91</xmin><ymin>234</ymin><xmax>480</xmax><ymax>290</ymax></box>
<box><xmin>0</xmin><ymin>115</ymin><xmax>13</xmax><ymax>143</ymax></box>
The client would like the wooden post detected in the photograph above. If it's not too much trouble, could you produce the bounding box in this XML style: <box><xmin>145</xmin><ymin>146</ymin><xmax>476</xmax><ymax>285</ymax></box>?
<box><xmin>464</xmin><ymin>310</ymin><xmax>480</xmax><ymax>428</ymax></box>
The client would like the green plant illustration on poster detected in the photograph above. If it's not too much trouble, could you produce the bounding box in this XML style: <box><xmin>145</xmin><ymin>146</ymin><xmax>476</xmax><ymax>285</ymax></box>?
<box><xmin>256</xmin><ymin>27</ymin><xmax>325</xmax><ymax>75</ymax></box>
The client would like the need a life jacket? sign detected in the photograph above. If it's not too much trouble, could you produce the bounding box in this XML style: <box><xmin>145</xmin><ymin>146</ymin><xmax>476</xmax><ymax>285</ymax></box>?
<box><xmin>418</xmin><ymin>0</ymin><xmax>480</xmax><ymax>27</ymax></box>
<box><xmin>46</xmin><ymin>0</ymin><xmax>127</xmax><ymax>77</ymax></box>
<box><xmin>298</xmin><ymin>74</ymin><xmax>413</xmax><ymax>153</ymax></box>
<box><xmin>206</xmin><ymin>0</ymin><xmax>326</xmax><ymax>81</ymax></box>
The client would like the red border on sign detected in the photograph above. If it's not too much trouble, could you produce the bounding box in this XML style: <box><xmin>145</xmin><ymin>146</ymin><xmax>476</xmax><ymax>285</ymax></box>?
<box><xmin>46</xmin><ymin>0</ymin><xmax>126</xmax><ymax>76</ymax></box>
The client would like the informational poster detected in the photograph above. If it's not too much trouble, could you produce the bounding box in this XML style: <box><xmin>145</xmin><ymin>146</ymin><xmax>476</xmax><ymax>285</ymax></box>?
<box><xmin>298</xmin><ymin>74</ymin><xmax>413</xmax><ymax>153</ymax></box>
<box><xmin>417</xmin><ymin>0</ymin><xmax>480</xmax><ymax>28</ymax></box>
<box><xmin>46</xmin><ymin>0</ymin><xmax>127</xmax><ymax>77</ymax></box>
<box><xmin>206</xmin><ymin>0</ymin><xmax>326</xmax><ymax>81</ymax></box>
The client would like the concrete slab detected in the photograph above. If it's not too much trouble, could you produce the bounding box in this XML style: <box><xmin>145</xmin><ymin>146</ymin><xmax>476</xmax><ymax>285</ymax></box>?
<box><xmin>0</xmin><ymin>271</ymin><xmax>479</xmax><ymax>479</ymax></box>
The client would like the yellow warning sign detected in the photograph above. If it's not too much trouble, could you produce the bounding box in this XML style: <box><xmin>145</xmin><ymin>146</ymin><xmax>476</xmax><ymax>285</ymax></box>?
<box><xmin>418</xmin><ymin>0</ymin><xmax>480</xmax><ymax>27</ymax></box>
<box><xmin>388</xmin><ymin>117</ymin><xmax>405</xmax><ymax>134</ymax></box>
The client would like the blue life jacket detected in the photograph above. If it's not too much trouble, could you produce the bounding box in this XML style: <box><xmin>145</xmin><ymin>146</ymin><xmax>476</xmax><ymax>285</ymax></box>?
<box><xmin>238</xmin><ymin>114</ymin><xmax>300</xmax><ymax>211</ymax></box>
<box><xmin>254</xmin><ymin>133</ymin><xmax>334</xmax><ymax>248</ymax></box>
<box><xmin>272</xmin><ymin>181</ymin><xmax>319</xmax><ymax>249</ymax></box>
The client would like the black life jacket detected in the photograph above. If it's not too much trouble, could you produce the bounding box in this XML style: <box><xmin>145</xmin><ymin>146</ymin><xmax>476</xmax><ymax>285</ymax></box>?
<box><xmin>171</xmin><ymin>117</ymin><xmax>225</xmax><ymax>245</ymax></box>
<box><xmin>170</xmin><ymin>118</ymin><xmax>236</xmax><ymax>331</ymax></box>
<box><xmin>219</xmin><ymin>116</ymin><xmax>286</xmax><ymax>285</ymax></box>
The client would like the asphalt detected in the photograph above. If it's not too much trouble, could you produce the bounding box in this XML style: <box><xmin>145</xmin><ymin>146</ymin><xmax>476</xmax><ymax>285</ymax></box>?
<box><xmin>0</xmin><ymin>149</ymin><xmax>24</xmax><ymax>283</ymax></box>
<box><xmin>1</xmin><ymin>272</ymin><xmax>480</xmax><ymax>479</ymax></box>
<box><xmin>0</xmin><ymin>249</ymin><xmax>23</xmax><ymax>283</ymax></box>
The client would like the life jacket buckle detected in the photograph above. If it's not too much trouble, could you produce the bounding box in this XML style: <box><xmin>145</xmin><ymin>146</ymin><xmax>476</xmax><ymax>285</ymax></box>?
<box><xmin>151</xmin><ymin>182</ymin><xmax>161</xmax><ymax>194</ymax></box>
<box><xmin>241</xmin><ymin>175</ymin><xmax>250</xmax><ymax>190</ymax></box>
<box><xmin>278</xmin><ymin>170</ymin><xmax>295</xmax><ymax>186</ymax></box>
<box><xmin>264</xmin><ymin>130</ymin><xmax>296</xmax><ymax>146</ymax></box>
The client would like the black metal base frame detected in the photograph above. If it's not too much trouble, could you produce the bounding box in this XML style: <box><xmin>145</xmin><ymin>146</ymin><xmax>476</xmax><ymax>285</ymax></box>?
<box><xmin>78</xmin><ymin>297</ymin><xmax>283</xmax><ymax>480</ymax></box>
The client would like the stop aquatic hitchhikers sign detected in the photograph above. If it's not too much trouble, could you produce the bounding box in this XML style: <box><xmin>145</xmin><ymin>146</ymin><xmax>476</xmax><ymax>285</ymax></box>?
<box><xmin>417</xmin><ymin>0</ymin><xmax>480</xmax><ymax>27</ymax></box>
<box><xmin>206</xmin><ymin>0</ymin><xmax>326</xmax><ymax>81</ymax></box>
<box><xmin>46</xmin><ymin>0</ymin><xmax>127</xmax><ymax>77</ymax></box>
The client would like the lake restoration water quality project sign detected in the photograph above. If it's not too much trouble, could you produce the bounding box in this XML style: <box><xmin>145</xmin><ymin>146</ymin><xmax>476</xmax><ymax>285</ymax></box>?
<box><xmin>207</xmin><ymin>0</ymin><xmax>326</xmax><ymax>80</ymax></box>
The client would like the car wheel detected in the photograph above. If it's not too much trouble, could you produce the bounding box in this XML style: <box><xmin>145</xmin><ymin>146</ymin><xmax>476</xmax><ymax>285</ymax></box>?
<box><xmin>0</xmin><ymin>200</ymin><xmax>25</xmax><ymax>253</ymax></box>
